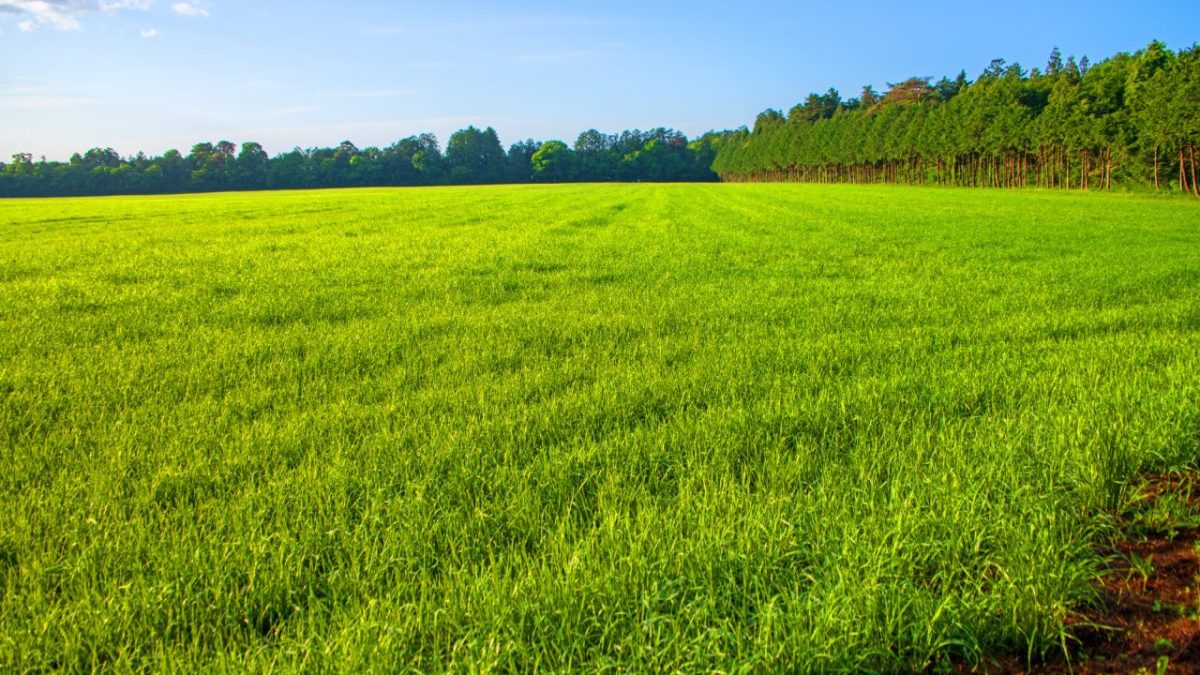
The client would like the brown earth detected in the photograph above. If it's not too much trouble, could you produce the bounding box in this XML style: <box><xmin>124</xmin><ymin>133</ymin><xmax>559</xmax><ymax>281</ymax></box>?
<box><xmin>963</xmin><ymin>472</ymin><xmax>1200</xmax><ymax>674</ymax></box>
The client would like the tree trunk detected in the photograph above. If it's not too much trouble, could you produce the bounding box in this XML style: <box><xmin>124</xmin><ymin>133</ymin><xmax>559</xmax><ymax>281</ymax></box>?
<box><xmin>1181</xmin><ymin>147</ymin><xmax>1188</xmax><ymax>193</ymax></box>
<box><xmin>1153</xmin><ymin>146</ymin><xmax>1159</xmax><ymax>190</ymax></box>
<box><xmin>1105</xmin><ymin>148</ymin><xmax>1111</xmax><ymax>190</ymax></box>
<box><xmin>1185</xmin><ymin>141</ymin><xmax>1195</xmax><ymax>194</ymax></box>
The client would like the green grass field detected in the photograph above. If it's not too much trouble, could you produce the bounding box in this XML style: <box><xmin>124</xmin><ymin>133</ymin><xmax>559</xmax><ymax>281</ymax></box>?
<box><xmin>2</xmin><ymin>184</ymin><xmax>1198</xmax><ymax>671</ymax></box>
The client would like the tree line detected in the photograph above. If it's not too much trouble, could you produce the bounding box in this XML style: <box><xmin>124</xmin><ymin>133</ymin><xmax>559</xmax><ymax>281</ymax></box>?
<box><xmin>0</xmin><ymin>126</ymin><xmax>729</xmax><ymax>197</ymax></box>
<box><xmin>713</xmin><ymin>41</ymin><xmax>1200</xmax><ymax>193</ymax></box>
<box><xmin>6</xmin><ymin>41</ymin><xmax>1197</xmax><ymax>197</ymax></box>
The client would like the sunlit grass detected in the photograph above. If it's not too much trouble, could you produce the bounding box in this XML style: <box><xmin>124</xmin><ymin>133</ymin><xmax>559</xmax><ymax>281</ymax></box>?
<box><xmin>1</xmin><ymin>184</ymin><xmax>1198</xmax><ymax>671</ymax></box>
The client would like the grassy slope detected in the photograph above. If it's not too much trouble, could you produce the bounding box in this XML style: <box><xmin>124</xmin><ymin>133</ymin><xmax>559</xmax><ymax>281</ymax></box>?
<box><xmin>1</xmin><ymin>184</ymin><xmax>1198</xmax><ymax>671</ymax></box>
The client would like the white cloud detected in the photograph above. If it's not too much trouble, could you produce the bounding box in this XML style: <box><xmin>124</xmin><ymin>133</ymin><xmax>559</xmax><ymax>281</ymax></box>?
<box><xmin>510</xmin><ymin>50</ymin><xmax>602</xmax><ymax>65</ymax></box>
<box><xmin>0</xmin><ymin>85</ymin><xmax>101</xmax><ymax>109</ymax></box>
<box><xmin>365</xmin><ymin>14</ymin><xmax>641</xmax><ymax>36</ymax></box>
<box><xmin>324</xmin><ymin>89</ymin><xmax>416</xmax><ymax>98</ymax></box>
<box><xmin>2</xmin><ymin>1</ymin><xmax>83</xmax><ymax>31</ymax></box>
<box><xmin>101</xmin><ymin>0</ymin><xmax>152</xmax><ymax>9</ymax></box>
<box><xmin>0</xmin><ymin>0</ymin><xmax>154</xmax><ymax>32</ymax></box>
<box><xmin>409</xmin><ymin>60</ymin><xmax>457</xmax><ymax>71</ymax></box>
<box><xmin>0</xmin><ymin>94</ymin><xmax>101</xmax><ymax>109</ymax></box>
<box><xmin>139</xmin><ymin>26</ymin><xmax>155</xmax><ymax>37</ymax></box>
<box><xmin>265</xmin><ymin>104</ymin><xmax>321</xmax><ymax>117</ymax></box>
<box><xmin>2</xmin><ymin>85</ymin><xmax>49</xmax><ymax>94</ymax></box>
<box><xmin>169</xmin><ymin>1</ymin><xmax>206</xmax><ymax>18</ymax></box>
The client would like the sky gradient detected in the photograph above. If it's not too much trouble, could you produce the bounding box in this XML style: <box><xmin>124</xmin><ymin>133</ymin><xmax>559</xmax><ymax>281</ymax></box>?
<box><xmin>2</xmin><ymin>0</ymin><xmax>1198</xmax><ymax>160</ymax></box>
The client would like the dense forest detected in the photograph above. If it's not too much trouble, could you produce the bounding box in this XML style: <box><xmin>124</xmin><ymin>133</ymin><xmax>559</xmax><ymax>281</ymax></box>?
<box><xmin>713</xmin><ymin>41</ymin><xmax>1200</xmax><ymax>193</ymax></box>
<box><xmin>0</xmin><ymin>126</ymin><xmax>727</xmax><ymax>197</ymax></box>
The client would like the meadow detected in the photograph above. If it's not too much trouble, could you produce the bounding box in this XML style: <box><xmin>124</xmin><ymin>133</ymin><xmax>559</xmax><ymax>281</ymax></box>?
<box><xmin>1</xmin><ymin>183</ymin><xmax>1198</xmax><ymax>671</ymax></box>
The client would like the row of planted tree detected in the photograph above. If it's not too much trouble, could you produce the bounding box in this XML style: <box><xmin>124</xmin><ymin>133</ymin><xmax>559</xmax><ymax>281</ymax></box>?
<box><xmin>0</xmin><ymin>126</ymin><xmax>728</xmax><ymax>198</ymax></box>
<box><xmin>720</xmin><ymin>148</ymin><xmax>1135</xmax><ymax>190</ymax></box>
<box><xmin>713</xmin><ymin>42</ymin><xmax>1200</xmax><ymax>194</ymax></box>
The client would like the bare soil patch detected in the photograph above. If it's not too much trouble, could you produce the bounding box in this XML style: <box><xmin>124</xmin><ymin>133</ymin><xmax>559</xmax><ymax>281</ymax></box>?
<box><xmin>966</xmin><ymin>472</ymin><xmax>1200</xmax><ymax>673</ymax></box>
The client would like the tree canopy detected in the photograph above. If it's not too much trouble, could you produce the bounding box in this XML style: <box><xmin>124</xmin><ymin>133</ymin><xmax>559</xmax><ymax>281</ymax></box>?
<box><xmin>713</xmin><ymin>41</ymin><xmax>1200</xmax><ymax>193</ymax></box>
<box><xmin>0</xmin><ymin>127</ymin><xmax>728</xmax><ymax>197</ymax></box>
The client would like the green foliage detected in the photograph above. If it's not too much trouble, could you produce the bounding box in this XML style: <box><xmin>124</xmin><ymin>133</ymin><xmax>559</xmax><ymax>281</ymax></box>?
<box><xmin>531</xmin><ymin>140</ymin><xmax>575</xmax><ymax>181</ymax></box>
<box><xmin>446</xmin><ymin>126</ymin><xmax>507</xmax><ymax>184</ymax></box>
<box><xmin>1</xmin><ymin>184</ymin><xmax>1199</xmax><ymax>670</ymax></box>
<box><xmin>1124</xmin><ymin>489</ymin><xmax>1200</xmax><ymax>539</ymax></box>
<box><xmin>504</xmin><ymin>138</ymin><xmax>542</xmax><ymax>182</ymax></box>
<box><xmin>0</xmin><ymin>128</ymin><xmax>726</xmax><ymax>197</ymax></box>
<box><xmin>1125</xmin><ymin>552</ymin><xmax>1155</xmax><ymax>585</ymax></box>
<box><xmin>714</xmin><ymin>42</ymin><xmax>1200</xmax><ymax>193</ymax></box>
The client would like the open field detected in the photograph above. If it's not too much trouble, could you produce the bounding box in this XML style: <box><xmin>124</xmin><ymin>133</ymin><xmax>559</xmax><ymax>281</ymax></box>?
<box><xmin>1</xmin><ymin>184</ymin><xmax>1199</xmax><ymax>671</ymax></box>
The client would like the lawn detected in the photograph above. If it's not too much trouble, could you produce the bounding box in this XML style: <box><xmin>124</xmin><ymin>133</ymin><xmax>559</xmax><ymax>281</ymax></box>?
<box><xmin>1</xmin><ymin>184</ymin><xmax>1198</xmax><ymax>671</ymax></box>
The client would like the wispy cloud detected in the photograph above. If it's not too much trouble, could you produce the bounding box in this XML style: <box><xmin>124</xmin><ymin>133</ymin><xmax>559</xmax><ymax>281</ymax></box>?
<box><xmin>100</xmin><ymin>0</ymin><xmax>152</xmax><ymax>9</ymax></box>
<box><xmin>0</xmin><ymin>85</ymin><xmax>102</xmax><ymax>109</ymax></box>
<box><xmin>510</xmin><ymin>50</ymin><xmax>602</xmax><ymax>65</ymax></box>
<box><xmin>0</xmin><ymin>91</ymin><xmax>101</xmax><ymax>109</ymax></box>
<box><xmin>170</xmin><ymin>1</ymin><xmax>206</xmax><ymax>18</ymax></box>
<box><xmin>0</xmin><ymin>0</ymin><xmax>154</xmax><ymax>32</ymax></box>
<box><xmin>505</xmin><ymin>15</ymin><xmax>641</xmax><ymax>30</ymax></box>
<box><xmin>232</xmin><ymin>116</ymin><xmax>507</xmax><ymax>146</ymax></box>
<box><xmin>265</xmin><ymin>104</ymin><xmax>321</xmax><ymax>117</ymax></box>
<box><xmin>140</xmin><ymin>26</ymin><xmax>156</xmax><ymax>37</ymax></box>
<box><xmin>323</xmin><ymin>89</ymin><xmax>416</xmax><ymax>98</ymax></box>
<box><xmin>2</xmin><ymin>85</ymin><xmax>49</xmax><ymax>95</ymax></box>
<box><xmin>366</xmin><ymin>14</ymin><xmax>641</xmax><ymax>36</ymax></box>
<box><xmin>408</xmin><ymin>60</ymin><xmax>457</xmax><ymax>71</ymax></box>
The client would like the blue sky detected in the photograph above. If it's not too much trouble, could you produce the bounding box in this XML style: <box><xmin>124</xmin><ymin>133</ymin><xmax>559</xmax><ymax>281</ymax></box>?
<box><xmin>1</xmin><ymin>0</ymin><xmax>1198</xmax><ymax>160</ymax></box>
